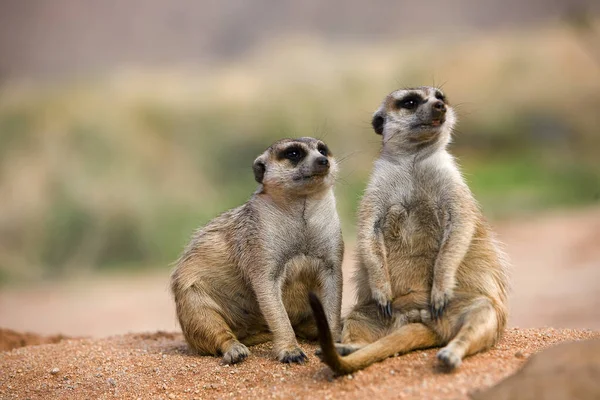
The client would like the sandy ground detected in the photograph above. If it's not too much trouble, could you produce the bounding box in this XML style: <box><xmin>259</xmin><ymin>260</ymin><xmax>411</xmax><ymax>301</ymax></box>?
<box><xmin>1</xmin><ymin>328</ymin><xmax>598</xmax><ymax>400</ymax></box>
<box><xmin>0</xmin><ymin>207</ymin><xmax>599</xmax><ymax>399</ymax></box>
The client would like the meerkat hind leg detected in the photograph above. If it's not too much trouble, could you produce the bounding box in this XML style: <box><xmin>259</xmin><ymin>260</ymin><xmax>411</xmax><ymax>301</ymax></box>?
<box><xmin>315</xmin><ymin>342</ymin><xmax>365</xmax><ymax>358</ymax></box>
<box><xmin>328</xmin><ymin>306</ymin><xmax>427</xmax><ymax>357</ymax></box>
<box><xmin>294</xmin><ymin>316</ymin><xmax>319</xmax><ymax>341</ymax></box>
<box><xmin>180</xmin><ymin>302</ymin><xmax>249</xmax><ymax>365</ymax></box>
<box><xmin>436</xmin><ymin>297</ymin><xmax>498</xmax><ymax>370</ymax></box>
<box><xmin>339</xmin><ymin>304</ymin><xmax>390</xmax><ymax>353</ymax></box>
<box><xmin>327</xmin><ymin>323</ymin><xmax>440</xmax><ymax>375</ymax></box>
<box><xmin>240</xmin><ymin>332</ymin><xmax>272</xmax><ymax>347</ymax></box>
<box><xmin>206</xmin><ymin>308</ymin><xmax>250</xmax><ymax>365</ymax></box>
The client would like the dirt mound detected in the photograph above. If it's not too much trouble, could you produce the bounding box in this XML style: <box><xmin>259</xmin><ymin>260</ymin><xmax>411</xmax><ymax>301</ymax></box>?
<box><xmin>0</xmin><ymin>328</ymin><xmax>70</xmax><ymax>352</ymax></box>
<box><xmin>1</xmin><ymin>327</ymin><xmax>598</xmax><ymax>400</ymax></box>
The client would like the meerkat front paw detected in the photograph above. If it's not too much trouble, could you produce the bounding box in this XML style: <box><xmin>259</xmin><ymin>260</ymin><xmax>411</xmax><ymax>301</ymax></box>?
<box><xmin>221</xmin><ymin>342</ymin><xmax>250</xmax><ymax>365</ymax></box>
<box><xmin>430</xmin><ymin>286</ymin><xmax>452</xmax><ymax>319</ymax></box>
<box><xmin>277</xmin><ymin>346</ymin><xmax>308</xmax><ymax>364</ymax></box>
<box><xmin>372</xmin><ymin>284</ymin><xmax>394</xmax><ymax>319</ymax></box>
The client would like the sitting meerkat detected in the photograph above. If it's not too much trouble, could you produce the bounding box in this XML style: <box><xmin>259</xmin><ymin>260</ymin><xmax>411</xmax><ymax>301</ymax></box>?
<box><xmin>310</xmin><ymin>86</ymin><xmax>510</xmax><ymax>374</ymax></box>
<box><xmin>171</xmin><ymin>137</ymin><xmax>344</xmax><ymax>365</ymax></box>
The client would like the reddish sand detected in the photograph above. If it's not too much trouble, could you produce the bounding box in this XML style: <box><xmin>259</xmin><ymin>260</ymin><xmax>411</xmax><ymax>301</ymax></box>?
<box><xmin>1</xmin><ymin>328</ymin><xmax>598</xmax><ymax>400</ymax></box>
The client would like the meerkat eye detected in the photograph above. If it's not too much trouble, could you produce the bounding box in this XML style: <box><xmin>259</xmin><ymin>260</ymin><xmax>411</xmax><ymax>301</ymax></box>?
<box><xmin>317</xmin><ymin>144</ymin><xmax>329</xmax><ymax>157</ymax></box>
<box><xmin>403</xmin><ymin>100</ymin><xmax>417</xmax><ymax>109</ymax></box>
<box><xmin>435</xmin><ymin>91</ymin><xmax>446</xmax><ymax>102</ymax></box>
<box><xmin>281</xmin><ymin>146</ymin><xmax>305</xmax><ymax>162</ymax></box>
<box><xmin>395</xmin><ymin>94</ymin><xmax>422</xmax><ymax>110</ymax></box>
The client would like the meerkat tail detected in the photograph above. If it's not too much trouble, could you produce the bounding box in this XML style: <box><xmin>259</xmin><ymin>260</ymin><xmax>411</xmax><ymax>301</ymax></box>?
<box><xmin>310</xmin><ymin>293</ymin><xmax>441</xmax><ymax>375</ymax></box>
<box><xmin>308</xmin><ymin>292</ymin><xmax>349</xmax><ymax>373</ymax></box>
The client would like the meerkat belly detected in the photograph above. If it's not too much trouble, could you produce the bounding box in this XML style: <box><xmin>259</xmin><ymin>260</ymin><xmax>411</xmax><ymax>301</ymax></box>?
<box><xmin>281</xmin><ymin>254</ymin><xmax>323</xmax><ymax>323</ymax></box>
<box><xmin>383</xmin><ymin>197</ymin><xmax>445</xmax><ymax>294</ymax></box>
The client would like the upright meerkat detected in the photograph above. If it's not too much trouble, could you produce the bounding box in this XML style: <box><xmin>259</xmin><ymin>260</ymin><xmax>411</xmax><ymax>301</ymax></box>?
<box><xmin>310</xmin><ymin>87</ymin><xmax>510</xmax><ymax>374</ymax></box>
<box><xmin>172</xmin><ymin>137</ymin><xmax>344</xmax><ymax>365</ymax></box>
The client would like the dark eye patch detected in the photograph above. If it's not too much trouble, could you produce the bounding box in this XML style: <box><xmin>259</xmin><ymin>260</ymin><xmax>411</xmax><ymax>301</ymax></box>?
<box><xmin>394</xmin><ymin>94</ymin><xmax>423</xmax><ymax>110</ymax></box>
<box><xmin>278</xmin><ymin>145</ymin><xmax>306</xmax><ymax>164</ymax></box>
<box><xmin>317</xmin><ymin>143</ymin><xmax>330</xmax><ymax>157</ymax></box>
<box><xmin>435</xmin><ymin>91</ymin><xmax>446</xmax><ymax>102</ymax></box>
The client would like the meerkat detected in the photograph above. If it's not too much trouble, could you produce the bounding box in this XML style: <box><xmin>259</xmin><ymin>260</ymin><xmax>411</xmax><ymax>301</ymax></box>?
<box><xmin>171</xmin><ymin>137</ymin><xmax>344</xmax><ymax>365</ymax></box>
<box><xmin>310</xmin><ymin>86</ymin><xmax>510</xmax><ymax>375</ymax></box>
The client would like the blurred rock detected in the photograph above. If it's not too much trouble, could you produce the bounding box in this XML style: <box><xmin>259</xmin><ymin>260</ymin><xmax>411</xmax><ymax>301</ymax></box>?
<box><xmin>471</xmin><ymin>339</ymin><xmax>600</xmax><ymax>400</ymax></box>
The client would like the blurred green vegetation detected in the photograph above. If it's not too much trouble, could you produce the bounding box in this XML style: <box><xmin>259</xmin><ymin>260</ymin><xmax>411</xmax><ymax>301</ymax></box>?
<box><xmin>0</xmin><ymin>20</ymin><xmax>599</xmax><ymax>283</ymax></box>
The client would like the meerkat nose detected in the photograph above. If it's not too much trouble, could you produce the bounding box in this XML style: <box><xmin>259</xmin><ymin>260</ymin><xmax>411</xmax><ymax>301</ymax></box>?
<box><xmin>316</xmin><ymin>157</ymin><xmax>329</xmax><ymax>166</ymax></box>
<box><xmin>432</xmin><ymin>100</ymin><xmax>447</xmax><ymax>120</ymax></box>
<box><xmin>314</xmin><ymin>157</ymin><xmax>330</xmax><ymax>172</ymax></box>
<box><xmin>432</xmin><ymin>100</ymin><xmax>446</xmax><ymax>113</ymax></box>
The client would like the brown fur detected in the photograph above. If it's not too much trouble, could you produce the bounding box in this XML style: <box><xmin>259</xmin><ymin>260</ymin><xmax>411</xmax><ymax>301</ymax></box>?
<box><xmin>171</xmin><ymin>137</ymin><xmax>344</xmax><ymax>364</ymax></box>
<box><xmin>312</xmin><ymin>87</ymin><xmax>510</xmax><ymax>374</ymax></box>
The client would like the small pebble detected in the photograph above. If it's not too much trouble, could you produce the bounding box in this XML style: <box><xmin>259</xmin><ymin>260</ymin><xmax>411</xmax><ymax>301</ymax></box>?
<box><xmin>50</xmin><ymin>368</ymin><xmax>60</xmax><ymax>375</ymax></box>
<box><xmin>107</xmin><ymin>378</ymin><xmax>117</xmax><ymax>386</ymax></box>
<box><xmin>514</xmin><ymin>351</ymin><xmax>525</xmax><ymax>359</ymax></box>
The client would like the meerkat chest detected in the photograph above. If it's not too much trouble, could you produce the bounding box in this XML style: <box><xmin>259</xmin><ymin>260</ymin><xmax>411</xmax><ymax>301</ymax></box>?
<box><xmin>372</xmin><ymin>160</ymin><xmax>450</xmax><ymax>251</ymax></box>
<box><xmin>262</xmin><ymin>195</ymin><xmax>341</xmax><ymax>264</ymax></box>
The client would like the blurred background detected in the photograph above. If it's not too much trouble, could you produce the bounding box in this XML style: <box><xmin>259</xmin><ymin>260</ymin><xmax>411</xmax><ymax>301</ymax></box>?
<box><xmin>0</xmin><ymin>0</ymin><xmax>599</xmax><ymax>338</ymax></box>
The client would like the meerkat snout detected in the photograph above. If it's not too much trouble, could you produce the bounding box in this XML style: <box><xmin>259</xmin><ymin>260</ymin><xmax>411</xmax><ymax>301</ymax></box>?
<box><xmin>372</xmin><ymin>114</ymin><xmax>385</xmax><ymax>135</ymax></box>
<box><xmin>315</xmin><ymin>156</ymin><xmax>329</xmax><ymax>166</ymax></box>
<box><xmin>432</xmin><ymin>99</ymin><xmax>446</xmax><ymax>113</ymax></box>
<box><xmin>313</xmin><ymin>156</ymin><xmax>330</xmax><ymax>173</ymax></box>
<box><xmin>431</xmin><ymin>100</ymin><xmax>446</xmax><ymax>125</ymax></box>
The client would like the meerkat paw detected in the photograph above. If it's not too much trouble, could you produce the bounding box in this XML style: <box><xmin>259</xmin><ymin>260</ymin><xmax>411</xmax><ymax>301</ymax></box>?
<box><xmin>430</xmin><ymin>286</ymin><xmax>452</xmax><ymax>319</ymax></box>
<box><xmin>377</xmin><ymin>300</ymin><xmax>393</xmax><ymax>319</ymax></box>
<box><xmin>419</xmin><ymin>308</ymin><xmax>432</xmax><ymax>322</ymax></box>
<box><xmin>278</xmin><ymin>346</ymin><xmax>308</xmax><ymax>364</ymax></box>
<box><xmin>406</xmin><ymin>308</ymin><xmax>432</xmax><ymax>323</ymax></box>
<box><xmin>315</xmin><ymin>343</ymin><xmax>361</xmax><ymax>358</ymax></box>
<box><xmin>372</xmin><ymin>284</ymin><xmax>394</xmax><ymax>319</ymax></box>
<box><xmin>436</xmin><ymin>347</ymin><xmax>462</xmax><ymax>371</ymax></box>
<box><xmin>221</xmin><ymin>342</ymin><xmax>250</xmax><ymax>365</ymax></box>
<box><xmin>333</xmin><ymin>343</ymin><xmax>362</xmax><ymax>356</ymax></box>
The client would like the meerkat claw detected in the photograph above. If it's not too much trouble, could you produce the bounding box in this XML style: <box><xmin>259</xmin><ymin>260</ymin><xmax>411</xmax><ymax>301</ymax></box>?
<box><xmin>386</xmin><ymin>302</ymin><xmax>393</xmax><ymax>318</ymax></box>
<box><xmin>431</xmin><ymin>290</ymin><xmax>450</xmax><ymax>320</ymax></box>
<box><xmin>279</xmin><ymin>348</ymin><xmax>308</xmax><ymax>364</ymax></box>
<box><xmin>378</xmin><ymin>301</ymin><xmax>393</xmax><ymax>318</ymax></box>
<box><xmin>431</xmin><ymin>303</ymin><xmax>444</xmax><ymax>320</ymax></box>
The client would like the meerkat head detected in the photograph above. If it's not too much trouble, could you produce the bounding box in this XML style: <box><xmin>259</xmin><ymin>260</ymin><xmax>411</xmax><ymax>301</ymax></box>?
<box><xmin>371</xmin><ymin>86</ymin><xmax>457</xmax><ymax>155</ymax></box>
<box><xmin>252</xmin><ymin>137</ymin><xmax>338</xmax><ymax>197</ymax></box>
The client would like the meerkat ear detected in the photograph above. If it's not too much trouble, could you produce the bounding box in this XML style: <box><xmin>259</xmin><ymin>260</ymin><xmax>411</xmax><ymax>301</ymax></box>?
<box><xmin>253</xmin><ymin>157</ymin><xmax>266</xmax><ymax>184</ymax></box>
<box><xmin>372</xmin><ymin>109</ymin><xmax>385</xmax><ymax>135</ymax></box>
